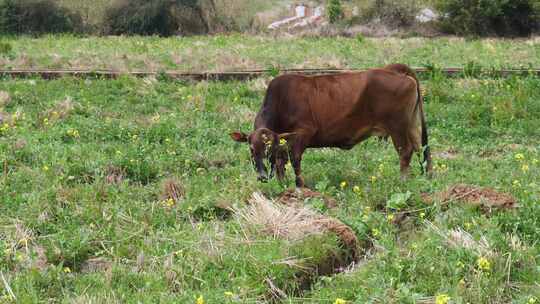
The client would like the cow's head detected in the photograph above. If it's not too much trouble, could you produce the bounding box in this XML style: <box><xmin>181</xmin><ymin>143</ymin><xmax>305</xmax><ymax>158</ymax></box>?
<box><xmin>230</xmin><ymin>128</ymin><xmax>295</xmax><ymax>183</ymax></box>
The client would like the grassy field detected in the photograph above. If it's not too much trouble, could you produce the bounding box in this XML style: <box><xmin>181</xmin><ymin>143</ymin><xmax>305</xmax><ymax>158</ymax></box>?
<box><xmin>0</xmin><ymin>35</ymin><xmax>539</xmax><ymax>72</ymax></box>
<box><xmin>0</xmin><ymin>62</ymin><xmax>539</xmax><ymax>303</ymax></box>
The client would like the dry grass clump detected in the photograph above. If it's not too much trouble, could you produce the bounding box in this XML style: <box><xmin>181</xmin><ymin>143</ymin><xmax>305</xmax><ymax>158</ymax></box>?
<box><xmin>236</xmin><ymin>192</ymin><xmax>361</xmax><ymax>260</ymax></box>
<box><xmin>427</xmin><ymin>221</ymin><xmax>493</xmax><ymax>257</ymax></box>
<box><xmin>160</xmin><ymin>178</ymin><xmax>185</xmax><ymax>203</ymax></box>
<box><xmin>277</xmin><ymin>188</ymin><xmax>338</xmax><ymax>209</ymax></box>
<box><xmin>105</xmin><ymin>165</ymin><xmax>125</xmax><ymax>185</ymax></box>
<box><xmin>42</xmin><ymin>97</ymin><xmax>78</xmax><ymax>124</ymax></box>
<box><xmin>1</xmin><ymin>222</ymin><xmax>49</xmax><ymax>271</ymax></box>
<box><xmin>236</xmin><ymin>192</ymin><xmax>326</xmax><ymax>242</ymax></box>
<box><xmin>0</xmin><ymin>91</ymin><xmax>11</xmax><ymax>107</ymax></box>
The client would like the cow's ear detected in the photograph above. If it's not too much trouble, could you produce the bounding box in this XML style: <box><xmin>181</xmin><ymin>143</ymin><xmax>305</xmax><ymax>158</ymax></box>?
<box><xmin>278</xmin><ymin>132</ymin><xmax>297</xmax><ymax>146</ymax></box>
<box><xmin>230</xmin><ymin>131</ymin><xmax>248</xmax><ymax>143</ymax></box>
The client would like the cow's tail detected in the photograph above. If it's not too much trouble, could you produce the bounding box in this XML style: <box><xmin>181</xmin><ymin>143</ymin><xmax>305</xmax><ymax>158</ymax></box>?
<box><xmin>416</xmin><ymin>81</ymin><xmax>432</xmax><ymax>175</ymax></box>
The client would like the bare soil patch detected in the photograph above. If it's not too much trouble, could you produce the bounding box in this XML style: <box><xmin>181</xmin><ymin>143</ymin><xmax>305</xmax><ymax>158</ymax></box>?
<box><xmin>422</xmin><ymin>184</ymin><xmax>518</xmax><ymax>210</ymax></box>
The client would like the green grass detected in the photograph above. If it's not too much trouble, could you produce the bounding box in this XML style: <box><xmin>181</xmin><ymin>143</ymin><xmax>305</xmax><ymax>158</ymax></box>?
<box><xmin>0</xmin><ymin>70</ymin><xmax>539</xmax><ymax>303</ymax></box>
<box><xmin>0</xmin><ymin>35</ymin><xmax>539</xmax><ymax>72</ymax></box>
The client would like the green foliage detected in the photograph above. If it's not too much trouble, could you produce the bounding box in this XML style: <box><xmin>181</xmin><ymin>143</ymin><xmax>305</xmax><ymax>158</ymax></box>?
<box><xmin>435</xmin><ymin>0</ymin><xmax>540</xmax><ymax>36</ymax></box>
<box><xmin>102</xmin><ymin>0</ymin><xmax>210</xmax><ymax>36</ymax></box>
<box><xmin>0</xmin><ymin>0</ymin><xmax>83</xmax><ymax>35</ymax></box>
<box><xmin>327</xmin><ymin>0</ymin><xmax>344</xmax><ymax>24</ymax></box>
<box><xmin>0</xmin><ymin>40</ymin><xmax>11</xmax><ymax>54</ymax></box>
<box><xmin>0</xmin><ymin>36</ymin><xmax>540</xmax><ymax>302</ymax></box>
<box><xmin>362</xmin><ymin>0</ymin><xmax>421</xmax><ymax>27</ymax></box>
<box><xmin>386</xmin><ymin>191</ymin><xmax>412</xmax><ymax>210</ymax></box>
<box><xmin>1</xmin><ymin>35</ymin><xmax>539</xmax><ymax>72</ymax></box>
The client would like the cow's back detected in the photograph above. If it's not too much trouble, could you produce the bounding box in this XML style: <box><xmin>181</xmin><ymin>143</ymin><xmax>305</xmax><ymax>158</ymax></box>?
<box><xmin>255</xmin><ymin>70</ymin><xmax>418</xmax><ymax>148</ymax></box>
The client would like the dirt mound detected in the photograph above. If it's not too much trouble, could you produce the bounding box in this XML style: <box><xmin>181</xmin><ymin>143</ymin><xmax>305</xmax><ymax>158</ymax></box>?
<box><xmin>237</xmin><ymin>192</ymin><xmax>363</xmax><ymax>298</ymax></box>
<box><xmin>423</xmin><ymin>184</ymin><xmax>517</xmax><ymax>210</ymax></box>
<box><xmin>277</xmin><ymin>188</ymin><xmax>338</xmax><ymax>209</ymax></box>
<box><xmin>274</xmin><ymin>190</ymin><xmax>360</xmax><ymax>263</ymax></box>
<box><xmin>318</xmin><ymin>218</ymin><xmax>360</xmax><ymax>262</ymax></box>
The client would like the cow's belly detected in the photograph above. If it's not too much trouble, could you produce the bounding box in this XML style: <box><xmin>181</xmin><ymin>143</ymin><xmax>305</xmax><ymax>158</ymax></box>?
<box><xmin>312</xmin><ymin>124</ymin><xmax>387</xmax><ymax>149</ymax></box>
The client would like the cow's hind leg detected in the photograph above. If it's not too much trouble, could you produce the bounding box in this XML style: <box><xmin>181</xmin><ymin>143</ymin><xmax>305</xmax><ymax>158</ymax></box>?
<box><xmin>390</xmin><ymin>129</ymin><xmax>415</xmax><ymax>179</ymax></box>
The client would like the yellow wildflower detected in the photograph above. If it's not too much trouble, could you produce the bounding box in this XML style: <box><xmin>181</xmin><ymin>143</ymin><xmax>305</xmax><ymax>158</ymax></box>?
<box><xmin>370</xmin><ymin>175</ymin><xmax>377</xmax><ymax>183</ymax></box>
<box><xmin>419</xmin><ymin>212</ymin><xmax>426</xmax><ymax>218</ymax></box>
<box><xmin>63</xmin><ymin>267</ymin><xmax>71</xmax><ymax>273</ymax></box>
<box><xmin>515</xmin><ymin>153</ymin><xmax>525</xmax><ymax>161</ymax></box>
<box><xmin>279</xmin><ymin>138</ymin><xmax>287</xmax><ymax>146</ymax></box>
<box><xmin>435</xmin><ymin>294</ymin><xmax>450</xmax><ymax>304</ymax></box>
<box><xmin>464</xmin><ymin>222</ymin><xmax>472</xmax><ymax>229</ymax></box>
<box><xmin>67</xmin><ymin>129</ymin><xmax>80</xmax><ymax>138</ymax></box>
<box><xmin>163</xmin><ymin>198</ymin><xmax>175</xmax><ymax>208</ymax></box>
<box><xmin>522</xmin><ymin>164</ymin><xmax>529</xmax><ymax>172</ymax></box>
<box><xmin>224</xmin><ymin>291</ymin><xmax>234</xmax><ymax>297</ymax></box>
<box><xmin>340</xmin><ymin>181</ymin><xmax>348</xmax><ymax>189</ymax></box>
<box><xmin>477</xmin><ymin>256</ymin><xmax>491</xmax><ymax>272</ymax></box>
<box><xmin>387</xmin><ymin>214</ymin><xmax>395</xmax><ymax>222</ymax></box>
<box><xmin>285</xmin><ymin>161</ymin><xmax>292</xmax><ymax>171</ymax></box>
<box><xmin>196</xmin><ymin>295</ymin><xmax>204</xmax><ymax>304</ymax></box>
<box><xmin>334</xmin><ymin>299</ymin><xmax>347</xmax><ymax>304</ymax></box>
<box><xmin>353</xmin><ymin>186</ymin><xmax>361</xmax><ymax>194</ymax></box>
<box><xmin>371</xmin><ymin>228</ymin><xmax>380</xmax><ymax>237</ymax></box>
<box><xmin>42</xmin><ymin>165</ymin><xmax>49</xmax><ymax>172</ymax></box>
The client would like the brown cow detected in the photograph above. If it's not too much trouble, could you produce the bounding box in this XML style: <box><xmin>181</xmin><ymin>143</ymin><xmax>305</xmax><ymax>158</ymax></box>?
<box><xmin>231</xmin><ymin>64</ymin><xmax>432</xmax><ymax>187</ymax></box>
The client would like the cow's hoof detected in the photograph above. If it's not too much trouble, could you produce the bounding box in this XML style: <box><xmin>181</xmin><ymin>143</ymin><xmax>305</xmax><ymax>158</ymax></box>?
<box><xmin>295</xmin><ymin>177</ymin><xmax>305</xmax><ymax>188</ymax></box>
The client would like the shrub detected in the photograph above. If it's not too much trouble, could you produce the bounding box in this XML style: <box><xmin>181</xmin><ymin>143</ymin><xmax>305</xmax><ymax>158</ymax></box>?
<box><xmin>360</xmin><ymin>0</ymin><xmax>420</xmax><ymax>27</ymax></box>
<box><xmin>435</xmin><ymin>0</ymin><xmax>540</xmax><ymax>36</ymax></box>
<box><xmin>0</xmin><ymin>0</ymin><xmax>83</xmax><ymax>35</ymax></box>
<box><xmin>103</xmin><ymin>0</ymin><xmax>212</xmax><ymax>36</ymax></box>
<box><xmin>327</xmin><ymin>0</ymin><xmax>344</xmax><ymax>24</ymax></box>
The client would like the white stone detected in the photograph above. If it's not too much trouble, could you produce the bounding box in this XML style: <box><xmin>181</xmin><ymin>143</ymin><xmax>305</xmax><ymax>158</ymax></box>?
<box><xmin>416</xmin><ymin>8</ymin><xmax>438</xmax><ymax>23</ymax></box>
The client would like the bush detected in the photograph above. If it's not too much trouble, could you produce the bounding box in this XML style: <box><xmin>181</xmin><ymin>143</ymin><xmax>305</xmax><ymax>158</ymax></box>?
<box><xmin>0</xmin><ymin>0</ymin><xmax>83</xmax><ymax>35</ymax></box>
<box><xmin>327</xmin><ymin>0</ymin><xmax>344</xmax><ymax>24</ymax></box>
<box><xmin>103</xmin><ymin>0</ymin><xmax>213</xmax><ymax>36</ymax></box>
<box><xmin>361</xmin><ymin>0</ymin><xmax>420</xmax><ymax>27</ymax></box>
<box><xmin>435</xmin><ymin>0</ymin><xmax>540</xmax><ymax>36</ymax></box>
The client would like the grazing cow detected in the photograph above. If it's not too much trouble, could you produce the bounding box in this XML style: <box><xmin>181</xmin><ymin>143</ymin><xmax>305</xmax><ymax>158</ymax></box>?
<box><xmin>230</xmin><ymin>64</ymin><xmax>432</xmax><ymax>187</ymax></box>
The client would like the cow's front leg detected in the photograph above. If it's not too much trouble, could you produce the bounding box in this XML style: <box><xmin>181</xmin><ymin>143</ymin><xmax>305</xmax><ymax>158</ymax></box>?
<box><xmin>290</xmin><ymin>147</ymin><xmax>305</xmax><ymax>188</ymax></box>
